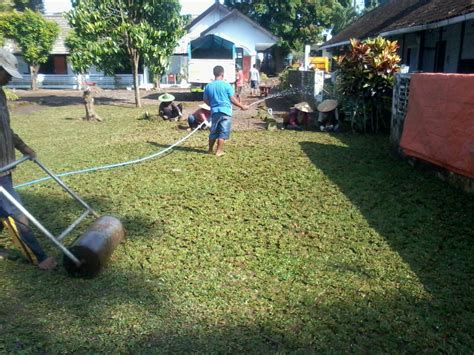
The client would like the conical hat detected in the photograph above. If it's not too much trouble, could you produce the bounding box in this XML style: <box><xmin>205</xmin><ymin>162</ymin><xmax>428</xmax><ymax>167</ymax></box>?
<box><xmin>199</xmin><ymin>103</ymin><xmax>210</xmax><ymax>110</ymax></box>
<box><xmin>158</xmin><ymin>93</ymin><xmax>175</xmax><ymax>102</ymax></box>
<box><xmin>317</xmin><ymin>99</ymin><xmax>338</xmax><ymax>113</ymax></box>
<box><xmin>294</xmin><ymin>102</ymin><xmax>314</xmax><ymax>113</ymax></box>
<box><xmin>0</xmin><ymin>49</ymin><xmax>22</xmax><ymax>78</ymax></box>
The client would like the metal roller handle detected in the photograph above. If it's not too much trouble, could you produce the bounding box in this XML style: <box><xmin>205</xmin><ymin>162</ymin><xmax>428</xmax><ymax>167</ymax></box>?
<box><xmin>1</xmin><ymin>156</ymin><xmax>98</xmax><ymax>218</ymax></box>
<box><xmin>0</xmin><ymin>155</ymin><xmax>31</xmax><ymax>174</ymax></box>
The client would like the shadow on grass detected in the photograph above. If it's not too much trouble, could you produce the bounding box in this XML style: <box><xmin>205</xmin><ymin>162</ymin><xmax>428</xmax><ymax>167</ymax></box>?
<box><xmin>0</xmin><ymin>265</ymin><xmax>171</xmax><ymax>353</ymax></box>
<box><xmin>144</xmin><ymin>92</ymin><xmax>203</xmax><ymax>102</ymax></box>
<box><xmin>147</xmin><ymin>141</ymin><xmax>207</xmax><ymax>155</ymax></box>
<box><xmin>299</xmin><ymin>138</ymin><xmax>474</xmax><ymax>349</ymax></box>
<box><xmin>16</xmin><ymin>95</ymin><xmax>127</xmax><ymax>107</ymax></box>
<box><xmin>0</xmin><ymin>190</ymin><xmax>172</xmax><ymax>352</ymax></box>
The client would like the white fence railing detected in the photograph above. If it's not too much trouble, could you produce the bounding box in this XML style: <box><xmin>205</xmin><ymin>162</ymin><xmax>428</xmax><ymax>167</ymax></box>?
<box><xmin>390</xmin><ymin>73</ymin><xmax>412</xmax><ymax>149</ymax></box>
<box><xmin>8</xmin><ymin>74</ymin><xmax>145</xmax><ymax>90</ymax></box>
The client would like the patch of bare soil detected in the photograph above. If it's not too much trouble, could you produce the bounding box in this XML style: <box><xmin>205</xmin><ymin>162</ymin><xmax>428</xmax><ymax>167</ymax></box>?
<box><xmin>9</xmin><ymin>83</ymin><xmax>296</xmax><ymax>131</ymax></box>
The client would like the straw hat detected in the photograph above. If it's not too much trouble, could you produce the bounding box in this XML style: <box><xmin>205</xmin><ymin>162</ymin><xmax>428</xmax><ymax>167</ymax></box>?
<box><xmin>317</xmin><ymin>99</ymin><xmax>338</xmax><ymax>113</ymax></box>
<box><xmin>0</xmin><ymin>48</ymin><xmax>22</xmax><ymax>78</ymax></box>
<box><xmin>199</xmin><ymin>103</ymin><xmax>210</xmax><ymax>111</ymax></box>
<box><xmin>294</xmin><ymin>102</ymin><xmax>314</xmax><ymax>113</ymax></box>
<box><xmin>158</xmin><ymin>93</ymin><xmax>175</xmax><ymax>102</ymax></box>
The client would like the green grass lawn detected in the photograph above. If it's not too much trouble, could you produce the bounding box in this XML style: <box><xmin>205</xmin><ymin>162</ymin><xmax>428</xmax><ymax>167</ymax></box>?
<box><xmin>1</xmin><ymin>104</ymin><xmax>473</xmax><ymax>352</ymax></box>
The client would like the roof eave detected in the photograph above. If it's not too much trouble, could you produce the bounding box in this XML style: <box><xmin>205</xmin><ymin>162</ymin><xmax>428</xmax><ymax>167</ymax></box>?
<box><xmin>319</xmin><ymin>40</ymin><xmax>350</xmax><ymax>50</ymax></box>
<box><xmin>200</xmin><ymin>9</ymin><xmax>279</xmax><ymax>43</ymax></box>
<box><xmin>185</xmin><ymin>2</ymin><xmax>231</xmax><ymax>32</ymax></box>
<box><xmin>380</xmin><ymin>11</ymin><xmax>474</xmax><ymax>37</ymax></box>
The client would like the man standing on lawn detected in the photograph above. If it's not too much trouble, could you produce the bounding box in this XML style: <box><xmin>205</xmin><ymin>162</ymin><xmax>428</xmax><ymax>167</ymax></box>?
<box><xmin>204</xmin><ymin>65</ymin><xmax>248</xmax><ymax>157</ymax></box>
<box><xmin>0</xmin><ymin>49</ymin><xmax>56</xmax><ymax>270</ymax></box>
<box><xmin>249</xmin><ymin>64</ymin><xmax>260</xmax><ymax>96</ymax></box>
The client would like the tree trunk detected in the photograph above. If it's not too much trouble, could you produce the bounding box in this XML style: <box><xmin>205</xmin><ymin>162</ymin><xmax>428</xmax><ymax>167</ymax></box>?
<box><xmin>83</xmin><ymin>88</ymin><xmax>102</xmax><ymax>122</ymax></box>
<box><xmin>30</xmin><ymin>65</ymin><xmax>39</xmax><ymax>91</ymax></box>
<box><xmin>154</xmin><ymin>74</ymin><xmax>161</xmax><ymax>90</ymax></box>
<box><xmin>132</xmin><ymin>56</ymin><xmax>141</xmax><ymax>108</ymax></box>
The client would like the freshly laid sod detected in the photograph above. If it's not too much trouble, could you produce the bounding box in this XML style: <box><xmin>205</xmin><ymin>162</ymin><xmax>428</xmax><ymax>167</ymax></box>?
<box><xmin>0</xmin><ymin>104</ymin><xmax>473</xmax><ymax>352</ymax></box>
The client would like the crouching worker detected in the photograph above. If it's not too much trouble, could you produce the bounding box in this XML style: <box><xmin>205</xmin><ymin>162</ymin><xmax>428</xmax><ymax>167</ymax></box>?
<box><xmin>188</xmin><ymin>103</ymin><xmax>211</xmax><ymax>130</ymax></box>
<box><xmin>0</xmin><ymin>49</ymin><xmax>56</xmax><ymax>270</ymax></box>
<box><xmin>158</xmin><ymin>93</ymin><xmax>183</xmax><ymax>121</ymax></box>
<box><xmin>317</xmin><ymin>99</ymin><xmax>340</xmax><ymax>132</ymax></box>
<box><xmin>283</xmin><ymin>102</ymin><xmax>313</xmax><ymax>130</ymax></box>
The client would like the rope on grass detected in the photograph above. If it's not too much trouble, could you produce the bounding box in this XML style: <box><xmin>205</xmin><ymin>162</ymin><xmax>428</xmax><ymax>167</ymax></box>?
<box><xmin>15</xmin><ymin>122</ymin><xmax>206</xmax><ymax>189</ymax></box>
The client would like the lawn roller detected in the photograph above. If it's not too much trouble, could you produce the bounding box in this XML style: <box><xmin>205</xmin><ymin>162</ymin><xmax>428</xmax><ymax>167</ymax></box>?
<box><xmin>0</xmin><ymin>156</ymin><xmax>125</xmax><ymax>277</ymax></box>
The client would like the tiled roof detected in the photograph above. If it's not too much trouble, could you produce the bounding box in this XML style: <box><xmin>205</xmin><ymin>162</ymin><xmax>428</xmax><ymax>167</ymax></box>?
<box><xmin>185</xmin><ymin>2</ymin><xmax>230</xmax><ymax>31</ymax></box>
<box><xmin>45</xmin><ymin>14</ymin><xmax>71</xmax><ymax>54</ymax></box>
<box><xmin>8</xmin><ymin>13</ymin><xmax>71</xmax><ymax>55</ymax></box>
<box><xmin>323</xmin><ymin>0</ymin><xmax>474</xmax><ymax>48</ymax></box>
<box><xmin>200</xmin><ymin>9</ymin><xmax>279</xmax><ymax>42</ymax></box>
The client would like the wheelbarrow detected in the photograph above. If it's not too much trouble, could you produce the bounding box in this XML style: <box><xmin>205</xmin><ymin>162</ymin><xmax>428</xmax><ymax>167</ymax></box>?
<box><xmin>0</xmin><ymin>156</ymin><xmax>125</xmax><ymax>278</ymax></box>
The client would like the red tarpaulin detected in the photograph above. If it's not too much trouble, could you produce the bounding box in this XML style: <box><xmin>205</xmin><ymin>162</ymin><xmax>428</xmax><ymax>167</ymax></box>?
<box><xmin>400</xmin><ymin>73</ymin><xmax>474</xmax><ymax>179</ymax></box>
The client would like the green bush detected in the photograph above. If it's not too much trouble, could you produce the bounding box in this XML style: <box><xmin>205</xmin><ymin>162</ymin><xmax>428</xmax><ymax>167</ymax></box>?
<box><xmin>335</xmin><ymin>37</ymin><xmax>400</xmax><ymax>133</ymax></box>
<box><xmin>5</xmin><ymin>88</ymin><xmax>18</xmax><ymax>101</ymax></box>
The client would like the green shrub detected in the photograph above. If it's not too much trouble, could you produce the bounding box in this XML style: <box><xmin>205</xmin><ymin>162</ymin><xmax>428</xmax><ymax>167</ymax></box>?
<box><xmin>335</xmin><ymin>37</ymin><xmax>400</xmax><ymax>133</ymax></box>
<box><xmin>5</xmin><ymin>88</ymin><xmax>18</xmax><ymax>101</ymax></box>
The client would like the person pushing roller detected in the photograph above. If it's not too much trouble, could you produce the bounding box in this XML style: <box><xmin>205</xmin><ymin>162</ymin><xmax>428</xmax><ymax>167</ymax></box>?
<box><xmin>0</xmin><ymin>49</ymin><xmax>56</xmax><ymax>270</ymax></box>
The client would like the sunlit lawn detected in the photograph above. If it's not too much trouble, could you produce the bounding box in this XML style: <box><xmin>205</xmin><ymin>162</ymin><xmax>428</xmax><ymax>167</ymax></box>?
<box><xmin>0</xmin><ymin>103</ymin><xmax>473</xmax><ymax>352</ymax></box>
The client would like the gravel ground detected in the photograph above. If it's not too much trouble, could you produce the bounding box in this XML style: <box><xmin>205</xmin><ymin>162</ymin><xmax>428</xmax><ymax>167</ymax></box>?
<box><xmin>9</xmin><ymin>85</ymin><xmax>294</xmax><ymax>131</ymax></box>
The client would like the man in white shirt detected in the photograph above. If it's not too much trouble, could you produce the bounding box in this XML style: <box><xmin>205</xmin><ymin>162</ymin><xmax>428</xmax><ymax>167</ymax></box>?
<box><xmin>249</xmin><ymin>64</ymin><xmax>260</xmax><ymax>96</ymax></box>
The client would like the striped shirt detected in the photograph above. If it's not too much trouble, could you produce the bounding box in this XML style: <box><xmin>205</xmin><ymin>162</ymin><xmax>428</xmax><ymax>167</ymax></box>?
<box><xmin>0</xmin><ymin>87</ymin><xmax>28</xmax><ymax>176</ymax></box>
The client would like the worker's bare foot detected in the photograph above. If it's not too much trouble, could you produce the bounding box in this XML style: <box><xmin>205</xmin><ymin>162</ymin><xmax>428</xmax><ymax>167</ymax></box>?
<box><xmin>38</xmin><ymin>257</ymin><xmax>57</xmax><ymax>270</ymax></box>
<box><xmin>215</xmin><ymin>151</ymin><xmax>226</xmax><ymax>157</ymax></box>
<box><xmin>207</xmin><ymin>150</ymin><xmax>214</xmax><ymax>154</ymax></box>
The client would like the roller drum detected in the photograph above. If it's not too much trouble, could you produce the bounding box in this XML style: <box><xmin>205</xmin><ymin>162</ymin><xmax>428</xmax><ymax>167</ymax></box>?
<box><xmin>63</xmin><ymin>215</ymin><xmax>125</xmax><ymax>278</ymax></box>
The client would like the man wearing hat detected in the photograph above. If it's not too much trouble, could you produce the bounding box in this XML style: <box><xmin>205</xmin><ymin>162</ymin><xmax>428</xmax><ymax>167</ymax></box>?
<box><xmin>187</xmin><ymin>102</ymin><xmax>211</xmax><ymax>130</ymax></box>
<box><xmin>158</xmin><ymin>93</ymin><xmax>183</xmax><ymax>121</ymax></box>
<box><xmin>283</xmin><ymin>101</ymin><xmax>313</xmax><ymax>130</ymax></box>
<box><xmin>0</xmin><ymin>49</ymin><xmax>56</xmax><ymax>270</ymax></box>
<box><xmin>317</xmin><ymin>99</ymin><xmax>339</xmax><ymax>132</ymax></box>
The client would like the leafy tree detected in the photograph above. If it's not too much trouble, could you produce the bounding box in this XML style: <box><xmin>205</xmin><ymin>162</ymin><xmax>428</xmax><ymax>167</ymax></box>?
<box><xmin>2</xmin><ymin>10</ymin><xmax>59</xmax><ymax>90</ymax></box>
<box><xmin>331</xmin><ymin>1</ymin><xmax>358</xmax><ymax>35</ymax></box>
<box><xmin>0</xmin><ymin>0</ymin><xmax>13</xmax><ymax>12</ymax></box>
<box><xmin>335</xmin><ymin>37</ymin><xmax>400</xmax><ymax>133</ymax></box>
<box><xmin>13</xmin><ymin>0</ymin><xmax>44</xmax><ymax>12</ymax></box>
<box><xmin>224</xmin><ymin>0</ymin><xmax>341</xmax><ymax>51</ymax></box>
<box><xmin>66</xmin><ymin>0</ymin><xmax>185</xmax><ymax>108</ymax></box>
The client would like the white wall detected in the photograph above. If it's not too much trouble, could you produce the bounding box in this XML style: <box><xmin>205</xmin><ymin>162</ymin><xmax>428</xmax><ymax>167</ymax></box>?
<box><xmin>204</xmin><ymin>15</ymin><xmax>276</xmax><ymax>56</ymax></box>
<box><xmin>175</xmin><ymin>7</ymin><xmax>229</xmax><ymax>53</ymax></box>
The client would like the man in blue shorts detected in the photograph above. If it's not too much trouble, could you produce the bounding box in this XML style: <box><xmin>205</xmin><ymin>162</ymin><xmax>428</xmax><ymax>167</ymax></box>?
<box><xmin>203</xmin><ymin>65</ymin><xmax>248</xmax><ymax>157</ymax></box>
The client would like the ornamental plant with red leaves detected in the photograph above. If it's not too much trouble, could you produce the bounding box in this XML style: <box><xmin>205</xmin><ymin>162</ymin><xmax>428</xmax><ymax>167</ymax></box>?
<box><xmin>335</xmin><ymin>37</ymin><xmax>401</xmax><ymax>133</ymax></box>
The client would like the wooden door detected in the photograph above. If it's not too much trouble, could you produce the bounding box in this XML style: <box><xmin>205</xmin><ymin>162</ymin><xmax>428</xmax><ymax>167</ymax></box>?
<box><xmin>53</xmin><ymin>55</ymin><xmax>67</xmax><ymax>74</ymax></box>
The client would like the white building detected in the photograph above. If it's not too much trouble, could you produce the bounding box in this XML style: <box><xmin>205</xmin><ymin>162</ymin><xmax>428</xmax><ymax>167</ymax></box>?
<box><xmin>169</xmin><ymin>1</ymin><xmax>278</xmax><ymax>83</ymax></box>
<box><xmin>6</xmin><ymin>1</ymin><xmax>278</xmax><ymax>89</ymax></box>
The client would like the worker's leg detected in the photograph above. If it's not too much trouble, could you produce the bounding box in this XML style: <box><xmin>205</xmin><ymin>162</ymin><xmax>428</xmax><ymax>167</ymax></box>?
<box><xmin>0</xmin><ymin>174</ymin><xmax>55</xmax><ymax>268</ymax></box>
<box><xmin>8</xmin><ymin>214</ymin><xmax>47</xmax><ymax>263</ymax></box>
<box><xmin>208</xmin><ymin>113</ymin><xmax>218</xmax><ymax>154</ymax></box>
<box><xmin>188</xmin><ymin>114</ymin><xmax>197</xmax><ymax>129</ymax></box>
<box><xmin>215</xmin><ymin>114</ymin><xmax>231</xmax><ymax>157</ymax></box>
<box><xmin>161</xmin><ymin>107</ymin><xmax>172</xmax><ymax>120</ymax></box>
<box><xmin>208</xmin><ymin>139</ymin><xmax>216</xmax><ymax>154</ymax></box>
<box><xmin>215</xmin><ymin>139</ymin><xmax>226</xmax><ymax>157</ymax></box>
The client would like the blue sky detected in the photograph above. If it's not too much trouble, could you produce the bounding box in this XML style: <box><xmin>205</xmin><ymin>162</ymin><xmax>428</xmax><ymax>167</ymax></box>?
<box><xmin>44</xmin><ymin>0</ymin><xmax>221</xmax><ymax>14</ymax></box>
